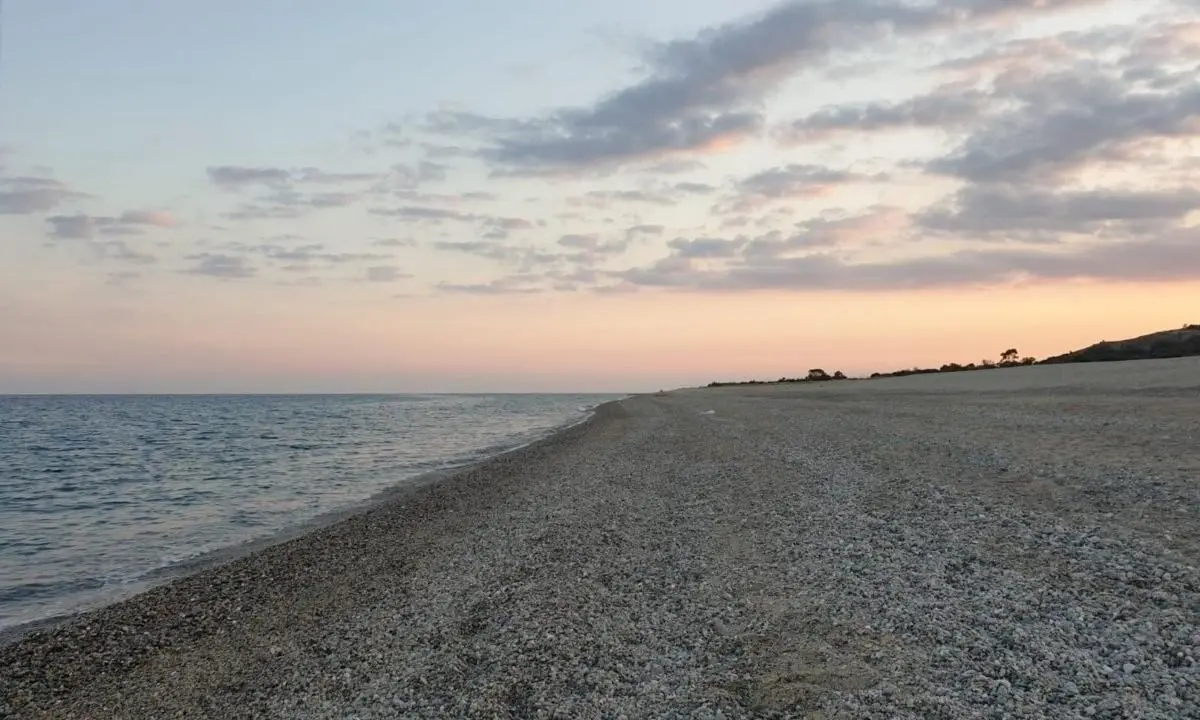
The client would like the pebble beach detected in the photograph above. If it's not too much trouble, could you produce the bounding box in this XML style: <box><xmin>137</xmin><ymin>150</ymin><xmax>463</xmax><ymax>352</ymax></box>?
<box><xmin>2</xmin><ymin>357</ymin><xmax>1198</xmax><ymax>718</ymax></box>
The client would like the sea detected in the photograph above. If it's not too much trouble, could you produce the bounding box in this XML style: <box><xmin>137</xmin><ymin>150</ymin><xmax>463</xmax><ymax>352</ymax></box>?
<box><xmin>0</xmin><ymin>393</ymin><xmax>622</xmax><ymax>634</ymax></box>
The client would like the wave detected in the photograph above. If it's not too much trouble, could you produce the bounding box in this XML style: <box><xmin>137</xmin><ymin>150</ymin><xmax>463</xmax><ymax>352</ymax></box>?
<box><xmin>0</xmin><ymin>577</ymin><xmax>107</xmax><ymax>605</ymax></box>
<box><xmin>0</xmin><ymin>394</ymin><xmax>627</xmax><ymax>639</ymax></box>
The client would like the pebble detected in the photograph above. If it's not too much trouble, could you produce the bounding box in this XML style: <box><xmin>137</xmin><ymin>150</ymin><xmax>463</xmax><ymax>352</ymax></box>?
<box><xmin>1</xmin><ymin>359</ymin><xmax>1198</xmax><ymax>718</ymax></box>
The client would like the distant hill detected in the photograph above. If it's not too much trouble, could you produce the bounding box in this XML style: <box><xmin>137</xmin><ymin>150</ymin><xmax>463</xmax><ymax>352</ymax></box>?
<box><xmin>1040</xmin><ymin>325</ymin><xmax>1200</xmax><ymax>365</ymax></box>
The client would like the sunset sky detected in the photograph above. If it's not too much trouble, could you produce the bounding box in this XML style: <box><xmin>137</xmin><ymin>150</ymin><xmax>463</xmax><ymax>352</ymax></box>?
<box><xmin>2</xmin><ymin>0</ymin><xmax>1198</xmax><ymax>393</ymax></box>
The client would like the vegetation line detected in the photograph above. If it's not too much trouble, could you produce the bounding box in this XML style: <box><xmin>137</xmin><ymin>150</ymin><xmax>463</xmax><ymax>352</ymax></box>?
<box><xmin>707</xmin><ymin>324</ymin><xmax>1200</xmax><ymax>388</ymax></box>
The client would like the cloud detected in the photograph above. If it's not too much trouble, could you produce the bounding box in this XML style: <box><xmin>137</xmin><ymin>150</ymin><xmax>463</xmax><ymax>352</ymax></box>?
<box><xmin>433</xmin><ymin>240</ymin><xmax>522</xmax><ymax>263</ymax></box>
<box><xmin>317</xmin><ymin>252</ymin><xmax>391</xmax><ymax>264</ymax></box>
<box><xmin>779</xmin><ymin>91</ymin><xmax>989</xmax><ymax>143</ymax></box>
<box><xmin>370</xmin><ymin>205</ymin><xmax>480</xmax><ymax>222</ymax></box>
<box><xmin>391</xmin><ymin>189</ymin><xmax>471</xmax><ymax>204</ymax></box>
<box><xmin>667</xmin><ymin>236</ymin><xmax>747</xmax><ymax>258</ymax></box>
<box><xmin>221</xmin><ymin>192</ymin><xmax>363</xmax><ymax>220</ymax></box>
<box><xmin>435</xmin><ymin>0</ymin><xmax>1100</xmax><ymax>171</ymax></box>
<box><xmin>701</xmin><ymin>208</ymin><xmax>935</xmax><ymax>256</ymax></box>
<box><xmin>478</xmin><ymin>215</ymin><xmax>536</xmax><ymax>240</ymax></box>
<box><xmin>488</xmin><ymin>217</ymin><xmax>535</xmax><ymax>231</ymax></box>
<box><xmin>420</xmin><ymin>142</ymin><xmax>471</xmax><ymax>159</ymax></box>
<box><xmin>542</xmin><ymin>266</ymin><xmax>632</xmax><ymax>292</ymax></box>
<box><xmin>372</xmin><ymin>238</ymin><xmax>415</xmax><ymax>247</ymax></box>
<box><xmin>0</xmin><ymin>176</ymin><xmax>89</xmax><ymax>214</ymax></box>
<box><xmin>485</xmin><ymin>112</ymin><xmax>763</xmax><ymax>171</ymax></box>
<box><xmin>183</xmin><ymin>253</ymin><xmax>256</xmax><ymax>279</ymax></box>
<box><xmin>431</xmin><ymin>233</ymin><xmax>628</xmax><ymax>290</ymax></box>
<box><xmin>2</xmin><ymin>175</ymin><xmax>62</xmax><ymax>189</ymax></box>
<box><xmin>230</xmin><ymin>188</ymin><xmax>363</xmax><ymax>216</ymax></box>
<box><xmin>222</xmin><ymin>241</ymin><xmax>391</xmax><ymax>267</ymax></box>
<box><xmin>369</xmin><ymin>206</ymin><xmax>537</xmax><ymax>241</ymax></box>
<box><xmin>293</xmin><ymin>168</ymin><xmax>382</xmax><ymax>184</ymax></box>
<box><xmin>928</xmin><ymin>62</ymin><xmax>1200</xmax><ymax>184</ymax></box>
<box><xmin>365</xmin><ymin>265</ymin><xmax>409</xmax><ymax>283</ymax></box>
<box><xmin>304</xmin><ymin>192</ymin><xmax>359</xmax><ymax>208</ymax></box>
<box><xmin>93</xmin><ymin>240</ymin><xmax>157</xmax><ymax>265</ymax></box>
<box><xmin>615</xmin><ymin>231</ymin><xmax>1200</xmax><ymax>292</ymax></box>
<box><xmin>791</xmin><ymin>208</ymin><xmax>911</xmax><ymax>248</ymax></box>
<box><xmin>626</xmin><ymin>224</ymin><xmax>665</xmax><ymax>237</ymax></box>
<box><xmin>390</xmin><ymin>161</ymin><xmax>449</xmax><ymax>187</ymax></box>
<box><xmin>437</xmin><ymin>277</ymin><xmax>543</xmax><ymax>295</ymax></box>
<box><xmin>741</xmin><ymin>230</ymin><xmax>820</xmax><ymax>259</ymax></box>
<box><xmin>935</xmin><ymin>34</ymin><xmax>1083</xmax><ymax>86</ymax></box>
<box><xmin>223</xmin><ymin>204</ymin><xmax>305</xmax><ymax>221</ymax></box>
<box><xmin>920</xmin><ymin>185</ymin><xmax>1200</xmax><ymax>237</ymax></box>
<box><xmin>470</xmin><ymin>2</ymin><xmax>930</xmax><ymax>169</ymax></box>
<box><xmin>557</xmin><ymin>233</ymin><xmax>628</xmax><ymax>256</ymax></box>
<box><xmin>209</xmin><ymin>165</ymin><xmax>386</xmax><ymax>193</ymax></box>
<box><xmin>46</xmin><ymin>215</ymin><xmax>110</xmax><ymax>239</ymax></box>
<box><xmin>247</xmin><ymin>242</ymin><xmax>326</xmax><ymax>263</ymax></box>
<box><xmin>207</xmin><ymin>166</ymin><xmax>291</xmax><ymax>189</ymax></box>
<box><xmin>663</xmin><ymin>225</ymin><xmax>848</xmax><ymax>262</ymax></box>
<box><xmin>724</xmin><ymin>164</ymin><xmax>871</xmax><ymax>211</ymax></box>
<box><xmin>379</xmin><ymin>122</ymin><xmax>409</xmax><ymax>149</ymax></box>
<box><xmin>39</xmin><ymin>218</ymin><xmax>161</xmax><ymax>263</ymax></box>
<box><xmin>210</xmin><ymin>164</ymin><xmax>393</xmax><ymax>219</ymax></box>
<box><xmin>116</xmin><ymin>210</ymin><xmax>177</xmax><ymax>227</ymax></box>
<box><xmin>674</xmin><ymin>181</ymin><xmax>717</xmax><ymax>195</ymax></box>
<box><xmin>418</xmin><ymin>161</ymin><xmax>449</xmax><ymax>183</ymax></box>
<box><xmin>46</xmin><ymin>211</ymin><xmax>178</xmax><ymax>239</ymax></box>
<box><xmin>737</xmin><ymin>164</ymin><xmax>861</xmax><ymax>200</ymax></box>
<box><xmin>558</xmin><ymin>234</ymin><xmax>600</xmax><ymax>250</ymax></box>
<box><xmin>569</xmin><ymin>189</ymin><xmax>675</xmax><ymax>207</ymax></box>
<box><xmin>431</xmin><ymin>240</ymin><xmax>569</xmax><ymax>275</ymax></box>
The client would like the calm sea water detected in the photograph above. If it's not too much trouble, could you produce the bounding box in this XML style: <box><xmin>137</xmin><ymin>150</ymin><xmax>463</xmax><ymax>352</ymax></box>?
<box><xmin>0</xmin><ymin>394</ymin><xmax>620</xmax><ymax>632</ymax></box>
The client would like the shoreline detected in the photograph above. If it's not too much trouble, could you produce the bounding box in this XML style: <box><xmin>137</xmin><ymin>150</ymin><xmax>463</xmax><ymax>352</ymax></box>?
<box><xmin>0</xmin><ymin>398</ymin><xmax>622</xmax><ymax>650</ymax></box>
<box><xmin>3</xmin><ymin>363</ymin><xmax>1195</xmax><ymax>718</ymax></box>
<box><xmin>2</xmin><ymin>396</ymin><xmax>634</xmax><ymax>716</ymax></box>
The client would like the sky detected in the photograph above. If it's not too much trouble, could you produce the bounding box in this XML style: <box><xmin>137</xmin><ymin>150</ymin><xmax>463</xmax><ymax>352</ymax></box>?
<box><xmin>2</xmin><ymin>0</ymin><xmax>1199</xmax><ymax>393</ymax></box>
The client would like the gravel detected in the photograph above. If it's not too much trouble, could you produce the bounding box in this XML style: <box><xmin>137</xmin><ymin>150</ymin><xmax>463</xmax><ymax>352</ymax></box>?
<box><xmin>2</xmin><ymin>357</ymin><xmax>1198</xmax><ymax>718</ymax></box>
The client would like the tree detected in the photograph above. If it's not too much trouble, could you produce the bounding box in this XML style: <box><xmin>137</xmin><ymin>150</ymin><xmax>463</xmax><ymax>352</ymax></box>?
<box><xmin>1000</xmin><ymin>348</ymin><xmax>1020</xmax><ymax>364</ymax></box>
<box><xmin>807</xmin><ymin>368</ymin><xmax>830</xmax><ymax>381</ymax></box>
<box><xmin>833</xmin><ymin>370</ymin><xmax>847</xmax><ymax>380</ymax></box>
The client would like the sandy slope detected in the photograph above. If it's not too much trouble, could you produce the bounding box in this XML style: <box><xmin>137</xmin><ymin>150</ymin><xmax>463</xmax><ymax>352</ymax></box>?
<box><xmin>2</xmin><ymin>358</ymin><xmax>1198</xmax><ymax>718</ymax></box>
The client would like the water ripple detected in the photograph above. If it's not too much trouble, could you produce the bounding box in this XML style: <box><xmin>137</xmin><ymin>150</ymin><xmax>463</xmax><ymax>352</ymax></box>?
<box><xmin>0</xmin><ymin>393</ymin><xmax>618</xmax><ymax>630</ymax></box>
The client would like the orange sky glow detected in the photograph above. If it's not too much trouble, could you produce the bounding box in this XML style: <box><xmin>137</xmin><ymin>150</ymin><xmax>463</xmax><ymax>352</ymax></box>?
<box><xmin>2</xmin><ymin>0</ymin><xmax>1198</xmax><ymax>392</ymax></box>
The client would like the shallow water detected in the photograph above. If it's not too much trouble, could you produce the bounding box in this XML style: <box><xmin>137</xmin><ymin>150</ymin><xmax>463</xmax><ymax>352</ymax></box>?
<box><xmin>0</xmin><ymin>393</ymin><xmax>620</xmax><ymax>630</ymax></box>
